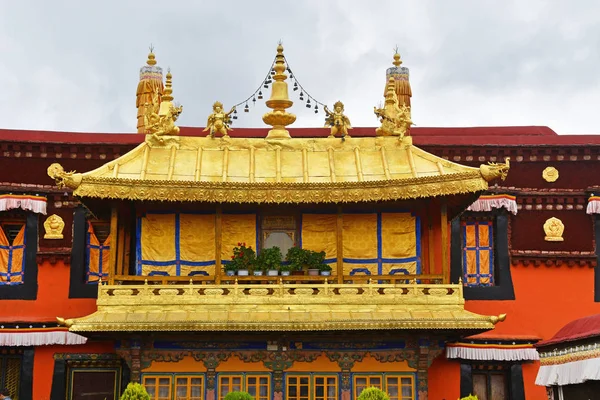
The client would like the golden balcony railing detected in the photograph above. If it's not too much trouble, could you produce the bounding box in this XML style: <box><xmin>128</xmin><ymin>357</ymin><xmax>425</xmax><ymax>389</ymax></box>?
<box><xmin>111</xmin><ymin>274</ymin><xmax>446</xmax><ymax>285</ymax></box>
<box><xmin>57</xmin><ymin>279</ymin><xmax>505</xmax><ymax>333</ymax></box>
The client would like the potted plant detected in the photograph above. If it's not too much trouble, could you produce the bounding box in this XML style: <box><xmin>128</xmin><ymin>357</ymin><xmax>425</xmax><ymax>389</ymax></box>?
<box><xmin>257</xmin><ymin>246</ymin><xmax>282</xmax><ymax>276</ymax></box>
<box><xmin>319</xmin><ymin>263</ymin><xmax>332</xmax><ymax>276</ymax></box>
<box><xmin>224</xmin><ymin>262</ymin><xmax>237</xmax><ymax>276</ymax></box>
<box><xmin>120</xmin><ymin>382</ymin><xmax>151</xmax><ymax>400</ymax></box>
<box><xmin>286</xmin><ymin>246</ymin><xmax>307</xmax><ymax>275</ymax></box>
<box><xmin>228</xmin><ymin>243</ymin><xmax>255</xmax><ymax>276</ymax></box>
<box><xmin>306</xmin><ymin>250</ymin><xmax>326</xmax><ymax>276</ymax></box>
<box><xmin>279</xmin><ymin>263</ymin><xmax>292</xmax><ymax>276</ymax></box>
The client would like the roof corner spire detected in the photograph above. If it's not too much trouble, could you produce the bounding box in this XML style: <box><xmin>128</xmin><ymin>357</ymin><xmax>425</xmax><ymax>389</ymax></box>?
<box><xmin>136</xmin><ymin>46</ymin><xmax>164</xmax><ymax>133</ymax></box>
<box><xmin>262</xmin><ymin>42</ymin><xmax>296</xmax><ymax>139</ymax></box>
<box><xmin>162</xmin><ymin>69</ymin><xmax>174</xmax><ymax>102</ymax></box>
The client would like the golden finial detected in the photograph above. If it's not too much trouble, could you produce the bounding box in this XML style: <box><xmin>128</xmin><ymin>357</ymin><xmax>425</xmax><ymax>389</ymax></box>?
<box><xmin>262</xmin><ymin>42</ymin><xmax>296</xmax><ymax>139</ymax></box>
<box><xmin>147</xmin><ymin>44</ymin><xmax>157</xmax><ymax>66</ymax></box>
<box><xmin>392</xmin><ymin>46</ymin><xmax>403</xmax><ymax>67</ymax></box>
<box><xmin>162</xmin><ymin>69</ymin><xmax>174</xmax><ymax>102</ymax></box>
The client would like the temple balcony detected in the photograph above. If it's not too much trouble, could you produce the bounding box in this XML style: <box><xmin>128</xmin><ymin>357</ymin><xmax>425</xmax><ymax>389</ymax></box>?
<box><xmin>59</xmin><ymin>279</ymin><xmax>504</xmax><ymax>333</ymax></box>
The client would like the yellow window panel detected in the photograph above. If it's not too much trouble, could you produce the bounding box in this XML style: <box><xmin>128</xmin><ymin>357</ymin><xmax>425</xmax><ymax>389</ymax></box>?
<box><xmin>342</xmin><ymin>214</ymin><xmax>377</xmax><ymax>259</ymax></box>
<box><xmin>141</xmin><ymin>214</ymin><xmax>176</xmax><ymax>262</ymax></box>
<box><xmin>179</xmin><ymin>214</ymin><xmax>215</xmax><ymax>262</ymax></box>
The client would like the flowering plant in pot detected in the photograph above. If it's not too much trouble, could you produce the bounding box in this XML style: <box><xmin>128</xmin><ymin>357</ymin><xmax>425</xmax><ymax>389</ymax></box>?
<box><xmin>228</xmin><ymin>243</ymin><xmax>255</xmax><ymax>276</ymax></box>
<box><xmin>256</xmin><ymin>246</ymin><xmax>282</xmax><ymax>276</ymax></box>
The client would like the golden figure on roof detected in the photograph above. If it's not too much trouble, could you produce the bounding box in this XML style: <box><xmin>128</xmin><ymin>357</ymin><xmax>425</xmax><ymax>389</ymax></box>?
<box><xmin>204</xmin><ymin>101</ymin><xmax>236</xmax><ymax>138</ymax></box>
<box><xmin>374</xmin><ymin>77</ymin><xmax>413</xmax><ymax>138</ymax></box>
<box><xmin>144</xmin><ymin>71</ymin><xmax>183</xmax><ymax>144</ymax></box>
<box><xmin>324</xmin><ymin>101</ymin><xmax>351</xmax><ymax>139</ymax></box>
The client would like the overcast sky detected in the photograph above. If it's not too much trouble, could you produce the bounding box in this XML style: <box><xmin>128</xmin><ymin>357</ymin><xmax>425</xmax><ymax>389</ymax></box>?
<box><xmin>0</xmin><ymin>1</ymin><xmax>599</xmax><ymax>135</ymax></box>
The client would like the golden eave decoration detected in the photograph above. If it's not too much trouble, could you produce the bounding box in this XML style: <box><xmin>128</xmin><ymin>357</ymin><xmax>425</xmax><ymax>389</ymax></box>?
<box><xmin>47</xmin><ymin>136</ymin><xmax>509</xmax><ymax>203</ymax></box>
<box><xmin>57</xmin><ymin>281</ymin><xmax>505</xmax><ymax>332</ymax></box>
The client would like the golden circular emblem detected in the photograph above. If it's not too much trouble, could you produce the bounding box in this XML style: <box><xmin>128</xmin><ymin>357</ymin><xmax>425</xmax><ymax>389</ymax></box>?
<box><xmin>542</xmin><ymin>166</ymin><xmax>559</xmax><ymax>182</ymax></box>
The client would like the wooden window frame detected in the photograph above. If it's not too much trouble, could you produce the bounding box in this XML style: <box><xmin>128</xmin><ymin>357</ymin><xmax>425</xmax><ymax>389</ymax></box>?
<box><xmin>143</xmin><ymin>374</ymin><xmax>173</xmax><ymax>400</ymax></box>
<box><xmin>174</xmin><ymin>375</ymin><xmax>204</xmax><ymax>400</ymax></box>
<box><xmin>286</xmin><ymin>374</ymin><xmax>311</xmax><ymax>400</ymax></box>
<box><xmin>313</xmin><ymin>375</ymin><xmax>338</xmax><ymax>400</ymax></box>
<box><xmin>451</xmin><ymin>211</ymin><xmax>515</xmax><ymax>300</ymax></box>
<box><xmin>0</xmin><ymin>212</ymin><xmax>38</xmax><ymax>299</ymax></box>
<box><xmin>353</xmin><ymin>373</ymin><xmax>415</xmax><ymax>400</ymax></box>
<box><xmin>245</xmin><ymin>374</ymin><xmax>270</xmax><ymax>400</ymax></box>
<box><xmin>459</xmin><ymin>362</ymin><xmax>525</xmax><ymax>400</ymax></box>
<box><xmin>460</xmin><ymin>217</ymin><xmax>496</xmax><ymax>287</ymax></box>
<box><xmin>68</xmin><ymin>367</ymin><xmax>120</xmax><ymax>400</ymax></box>
<box><xmin>218</xmin><ymin>374</ymin><xmax>244</xmax><ymax>400</ymax></box>
<box><xmin>353</xmin><ymin>374</ymin><xmax>383</xmax><ymax>399</ymax></box>
<box><xmin>259</xmin><ymin>214</ymin><xmax>299</xmax><ymax>253</ymax></box>
<box><xmin>385</xmin><ymin>375</ymin><xmax>415</xmax><ymax>400</ymax></box>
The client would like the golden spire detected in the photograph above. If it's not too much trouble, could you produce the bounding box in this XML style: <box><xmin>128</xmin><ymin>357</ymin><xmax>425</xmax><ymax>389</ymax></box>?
<box><xmin>385</xmin><ymin>47</ymin><xmax>412</xmax><ymax>107</ymax></box>
<box><xmin>162</xmin><ymin>70</ymin><xmax>174</xmax><ymax>102</ymax></box>
<box><xmin>262</xmin><ymin>43</ymin><xmax>296</xmax><ymax>139</ymax></box>
<box><xmin>136</xmin><ymin>47</ymin><xmax>164</xmax><ymax>133</ymax></box>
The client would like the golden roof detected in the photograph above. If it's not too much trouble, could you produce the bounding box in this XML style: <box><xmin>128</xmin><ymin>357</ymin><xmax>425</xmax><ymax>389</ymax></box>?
<box><xmin>47</xmin><ymin>135</ymin><xmax>509</xmax><ymax>203</ymax></box>
<box><xmin>58</xmin><ymin>281</ymin><xmax>505</xmax><ymax>332</ymax></box>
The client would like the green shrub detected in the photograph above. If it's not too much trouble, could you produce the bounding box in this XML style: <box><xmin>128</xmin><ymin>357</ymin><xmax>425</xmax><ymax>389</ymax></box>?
<box><xmin>120</xmin><ymin>382</ymin><xmax>150</xmax><ymax>400</ymax></box>
<box><xmin>357</xmin><ymin>387</ymin><xmax>390</xmax><ymax>400</ymax></box>
<box><xmin>459</xmin><ymin>396</ymin><xmax>479</xmax><ymax>400</ymax></box>
<box><xmin>256</xmin><ymin>246</ymin><xmax>282</xmax><ymax>272</ymax></box>
<box><xmin>223</xmin><ymin>391</ymin><xmax>254</xmax><ymax>400</ymax></box>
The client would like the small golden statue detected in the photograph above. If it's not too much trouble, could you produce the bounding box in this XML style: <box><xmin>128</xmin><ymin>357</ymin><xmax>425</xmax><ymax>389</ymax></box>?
<box><xmin>324</xmin><ymin>101</ymin><xmax>352</xmax><ymax>139</ymax></box>
<box><xmin>544</xmin><ymin>217</ymin><xmax>565</xmax><ymax>242</ymax></box>
<box><xmin>374</xmin><ymin>78</ymin><xmax>413</xmax><ymax>138</ymax></box>
<box><xmin>43</xmin><ymin>214</ymin><xmax>65</xmax><ymax>239</ymax></box>
<box><xmin>203</xmin><ymin>101</ymin><xmax>236</xmax><ymax>138</ymax></box>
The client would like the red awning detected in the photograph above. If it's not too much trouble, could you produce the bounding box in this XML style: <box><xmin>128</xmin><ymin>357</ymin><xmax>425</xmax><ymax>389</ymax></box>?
<box><xmin>536</xmin><ymin>314</ymin><xmax>600</xmax><ymax>347</ymax></box>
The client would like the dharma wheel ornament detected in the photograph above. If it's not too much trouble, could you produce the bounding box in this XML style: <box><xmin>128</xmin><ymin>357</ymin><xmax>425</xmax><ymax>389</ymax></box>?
<box><xmin>542</xmin><ymin>166</ymin><xmax>559</xmax><ymax>182</ymax></box>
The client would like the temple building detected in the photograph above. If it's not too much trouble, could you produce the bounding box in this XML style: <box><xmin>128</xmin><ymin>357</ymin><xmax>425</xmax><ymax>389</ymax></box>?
<box><xmin>0</xmin><ymin>44</ymin><xmax>599</xmax><ymax>400</ymax></box>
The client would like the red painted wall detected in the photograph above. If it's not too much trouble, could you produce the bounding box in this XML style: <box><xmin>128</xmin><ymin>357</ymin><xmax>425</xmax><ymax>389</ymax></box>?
<box><xmin>0</xmin><ymin>260</ymin><xmax>97</xmax><ymax>321</ymax></box>
<box><xmin>32</xmin><ymin>342</ymin><xmax>114</xmax><ymax>400</ymax></box>
<box><xmin>465</xmin><ymin>263</ymin><xmax>600</xmax><ymax>399</ymax></box>
<box><xmin>428</xmin><ymin>355</ymin><xmax>460</xmax><ymax>400</ymax></box>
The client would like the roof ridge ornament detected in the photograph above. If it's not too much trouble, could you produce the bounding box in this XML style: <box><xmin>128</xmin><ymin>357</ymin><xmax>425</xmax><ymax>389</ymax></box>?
<box><xmin>262</xmin><ymin>43</ymin><xmax>296</xmax><ymax>139</ymax></box>
<box><xmin>144</xmin><ymin>70</ymin><xmax>183</xmax><ymax>145</ymax></box>
<box><xmin>324</xmin><ymin>101</ymin><xmax>351</xmax><ymax>140</ymax></box>
<box><xmin>479</xmin><ymin>158</ymin><xmax>511</xmax><ymax>182</ymax></box>
<box><xmin>374</xmin><ymin>77</ymin><xmax>412</xmax><ymax>138</ymax></box>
